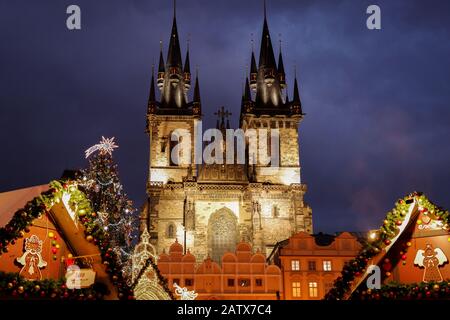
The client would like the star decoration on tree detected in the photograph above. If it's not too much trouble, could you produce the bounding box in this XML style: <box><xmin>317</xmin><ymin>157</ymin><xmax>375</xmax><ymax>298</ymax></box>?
<box><xmin>85</xmin><ymin>136</ymin><xmax>119</xmax><ymax>158</ymax></box>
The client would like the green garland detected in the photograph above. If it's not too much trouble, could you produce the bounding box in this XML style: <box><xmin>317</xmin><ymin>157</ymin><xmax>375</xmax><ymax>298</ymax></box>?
<box><xmin>325</xmin><ymin>192</ymin><xmax>450</xmax><ymax>300</ymax></box>
<box><xmin>0</xmin><ymin>271</ymin><xmax>107</xmax><ymax>300</ymax></box>
<box><xmin>353</xmin><ymin>281</ymin><xmax>450</xmax><ymax>300</ymax></box>
<box><xmin>0</xmin><ymin>180</ymin><xmax>134</xmax><ymax>300</ymax></box>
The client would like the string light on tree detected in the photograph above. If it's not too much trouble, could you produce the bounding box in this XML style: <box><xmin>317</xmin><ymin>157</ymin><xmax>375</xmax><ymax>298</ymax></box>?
<box><xmin>78</xmin><ymin>136</ymin><xmax>138</xmax><ymax>281</ymax></box>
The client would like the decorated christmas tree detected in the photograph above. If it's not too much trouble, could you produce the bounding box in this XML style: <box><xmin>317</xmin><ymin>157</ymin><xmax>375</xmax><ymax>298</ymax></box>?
<box><xmin>78</xmin><ymin>137</ymin><xmax>137</xmax><ymax>279</ymax></box>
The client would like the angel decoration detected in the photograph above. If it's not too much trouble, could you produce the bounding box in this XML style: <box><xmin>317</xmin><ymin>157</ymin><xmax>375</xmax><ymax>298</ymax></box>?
<box><xmin>173</xmin><ymin>282</ymin><xmax>198</xmax><ymax>300</ymax></box>
<box><xmin>414</xmin><ymin>244</ymin><xmax>448</xmax><ymax>283</ymax></box>
<box><xmin>16</xmin><ymin>235</ymin><xmax>48</xmax><ymax>281</ymax></box>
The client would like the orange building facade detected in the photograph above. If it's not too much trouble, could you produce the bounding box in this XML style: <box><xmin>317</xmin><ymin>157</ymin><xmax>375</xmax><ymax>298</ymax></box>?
<box><xmin>157</xmin><ymin>241</ymin><xmax>283</xmax><ymax>300</ymax></box>
<box><xmin>268</xmin><ymin>232</ymin><xmax>362</xmax><ymax>300</ymax></box>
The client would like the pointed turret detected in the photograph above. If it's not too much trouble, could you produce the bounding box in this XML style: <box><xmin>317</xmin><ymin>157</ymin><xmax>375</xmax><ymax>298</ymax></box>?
<box><xmin>242</xmin><ymin>76</ymin><xmax>254</xmax><ymax>114</ymax></box>
<box><xmin>157</xmin><ymin>41</ymin><xmax>165</xmax><ymax>90</ymax></box>
<box><xmin>149</xmin><ymin>68</ymin><xmax>156</xmax><ymax>104</ymax></box>
<box><xmin>147</xmin><ymin>66</ymin><xmax>158</xmax><ymax>121</ymax></box>
<box><xmin>192</xmin><ymin>71</ymin><xmax>201</xmax><ymax>116</ymax></box>
<box><xmin>291</xmin><ymin>75</ymin><xmax>303</xmax><ymax>115</ymax></box>
<box><xmin>278</xmin><ymin>42</ymin><xmax>286</xmax><ymax>89</ymax></box>
<box><xmin>243</xmin><ymin>76</ymin><xmax>252</xmax><ymax>103</ymax></box>
<box><xmin>184</xmin><ymin>42</ymin><xmax>191</xmax><ymax>90</ymax></box>
<box><xmin>250</xmin><ymin>50</ymin><xmax>257</xmax><ymax>90</ymax></box>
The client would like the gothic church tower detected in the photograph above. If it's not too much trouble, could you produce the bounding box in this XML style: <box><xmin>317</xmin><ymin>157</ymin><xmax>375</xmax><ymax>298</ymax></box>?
<box><xmin>141</xmin><ymin>2</ymin><xmax>312</xmax><ymax>262</ymax></box>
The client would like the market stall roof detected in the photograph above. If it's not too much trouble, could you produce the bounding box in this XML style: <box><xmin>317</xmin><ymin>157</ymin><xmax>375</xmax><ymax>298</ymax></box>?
<box><xmin>0</xmin><ymin>184</ymin><xmax>49</xmax><ymax>227</ymax></box>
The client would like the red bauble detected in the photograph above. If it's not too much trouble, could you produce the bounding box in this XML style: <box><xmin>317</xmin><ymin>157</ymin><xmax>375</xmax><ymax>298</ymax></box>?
<box><xmin>65</xmin><ymin>258</ymin><xmax>75</xmax><ymax>267</ymax></box>
<box><xmin>384</xmin><ymin>239</ymin><xmax>391</xmax><ymax>245</ymax></box>
<box><xmin>401</xmin><ymin>254</ymin><xmax>407</xmax><ymax>260</ymax></box>
<box><xmin>383</xmin><ymin>262</ymin><xmax>392</xmax><ymax>271</ymax></box>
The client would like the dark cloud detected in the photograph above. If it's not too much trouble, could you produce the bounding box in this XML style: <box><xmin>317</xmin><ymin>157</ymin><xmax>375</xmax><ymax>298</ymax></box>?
<box><xmin>1</xmin><ymin>0</ymin><xmax>449</xmax><ymax>233</ymax></box>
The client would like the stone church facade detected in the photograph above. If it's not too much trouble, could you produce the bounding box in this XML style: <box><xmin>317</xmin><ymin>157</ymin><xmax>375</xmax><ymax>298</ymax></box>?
<box><xmin>140</xmin><ymin>5</ymin><xmax>313</xmax><ymax>262</ymax></box>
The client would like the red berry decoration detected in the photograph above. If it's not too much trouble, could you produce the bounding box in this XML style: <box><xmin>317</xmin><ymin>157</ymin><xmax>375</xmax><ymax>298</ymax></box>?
<box><xmin>396</xmin><ymin>220</ymin><xmax>402</xmax><ymax>226</ymax></box>
<box><xmin>401</xmin><ymin>254</ymin><xmax>407</xmax><ymax>260</ymax></box>
<box><xmin>384</xmin><ymin>239</ymin><xmax>391</xmax><ymax>245</ymax></box>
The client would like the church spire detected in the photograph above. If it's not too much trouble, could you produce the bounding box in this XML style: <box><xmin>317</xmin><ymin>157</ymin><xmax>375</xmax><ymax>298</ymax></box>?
<box><xmin>253</xmin><ymin>0</ymin><xmax>283</xmax><ymax>110</ymax></box>
<box><xmin>149</xmin><ymin>65</ymin><xmax>156</xmax><ymax>103</ymax></box>
<box><xmin>250</xmin><ymin>49</ymin><xmax>257</xmax><ymax>90</ymax></box>
<box><xmin>243</xmin><ymin>76</ymin><xmax>252</xmax><ymax>102</ymax></box>
<box><xmin>293</xmin><ymin>76</ymin><xmax>300</xmax><ymax>104</ymax></box>
<box><xmin>291</xmin><ymin>73</ymin><xmax>303</xmax><ymax>115</ymax></box>
<box><xmin>147</xmin><ymin>65</ymin><xmax>158</xmax><ymax>118</ymax></box>
<box><xmin>166</xmin><ymin>0</ymin><xmax>183</xmax><ymax>70</ymax></box>
<box><xmin>278</xmin><ymin>39</ymin><xmax>286</xmax><ymax>89</ymax></box>
<box><xmin>184</xmin><ymin>39</ymin><xmax>191</xmax><ymax>90</ymax></box>
<box><xmin>160</xmin><ymin>0</ymin><xmax>188</xmax><ymax>109</ymax></box>
<box><xmin>193</xmin><ymin>70</ymin><xmax>201</xmax><ymax>104</ymax></box>
<box><xmin>258</xmin><ymin>4</ymin><xmax>276</xmax><ymax>70</ymax></box>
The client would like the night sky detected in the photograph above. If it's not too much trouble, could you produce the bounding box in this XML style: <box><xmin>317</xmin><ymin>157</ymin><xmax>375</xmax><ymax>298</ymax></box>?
<box><xmin>1</xmin><ymin>0</ymin><xmax>450</xmax><ymax>233</ymax></box>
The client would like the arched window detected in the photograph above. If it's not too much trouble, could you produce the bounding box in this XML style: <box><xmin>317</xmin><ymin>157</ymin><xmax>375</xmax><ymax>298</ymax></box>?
<box><xmin>208</xmin><ymin>208</ymin><xmax>238</xmax><ymax>264</ymax></box>
<box><xmin>167</xmin><ymin>223</ymin><xmax>176</xmax><ymax>238</ymax></box>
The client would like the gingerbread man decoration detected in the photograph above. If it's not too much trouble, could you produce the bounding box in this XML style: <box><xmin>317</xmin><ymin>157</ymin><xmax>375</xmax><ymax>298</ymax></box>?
<box><xmin>414</xmin><ymin>244</ymin><xmax>448</xmax><ymax>283</ymax></box>
<box><xmin>16</xmin><ymin>235</ymin><xmax>48</xmax><ymax>281</ymax></box>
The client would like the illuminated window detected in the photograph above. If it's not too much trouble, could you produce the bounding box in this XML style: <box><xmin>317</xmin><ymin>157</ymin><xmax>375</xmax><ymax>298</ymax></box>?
<box><xmin>323</xmin><ymin>260</ymin><xmax>332</xmax><ymax>271</ymax></box>
<box><xmin>308</xmin><ymin>261</ymin><xmax>316</xmax><ymax>271</ymax></box>
<box><xmin>291</xmin><ymin>260</ymin><xmax>300</xmax><ymax>271</ymax></box>
<box><xmin>292</xmin><ymin>282</ymin><xmax>301</xmax><ymax>297</ymax></box>
<box><xmin>308</xmin><ymin>282</ymin><xmax>318</xmax><ymax>298</ymax></box>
